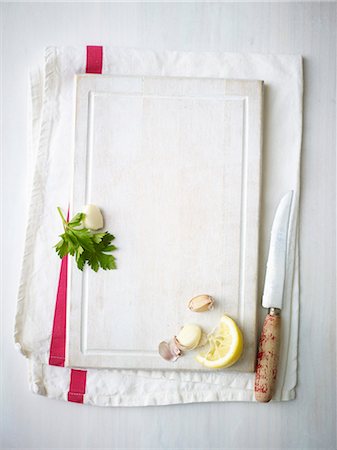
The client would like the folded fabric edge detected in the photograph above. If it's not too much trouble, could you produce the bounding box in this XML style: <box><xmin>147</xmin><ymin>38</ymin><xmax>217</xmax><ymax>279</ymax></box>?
<box><xmin>15</xmin><ymin>47</ymin><xmax>59</xmax><ymax>357</ymax></box>
<box><xmin>27</xmin><ymin>359</ymin><xmax>297</xmax><ymax>406</ymax></box>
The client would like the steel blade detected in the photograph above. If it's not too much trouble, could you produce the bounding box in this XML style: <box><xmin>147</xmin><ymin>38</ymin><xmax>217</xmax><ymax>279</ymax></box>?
<box><xmin>262</xmin><ymin>191</ymin><xmax>293</xmax><ymax>309</ymax></box>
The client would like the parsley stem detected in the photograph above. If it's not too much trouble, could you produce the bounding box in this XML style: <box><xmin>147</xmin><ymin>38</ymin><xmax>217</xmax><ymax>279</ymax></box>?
<box><xmin>57</xmin><ymin>207</ymin><xmax>68</xmax><ymax>230</ymax></box>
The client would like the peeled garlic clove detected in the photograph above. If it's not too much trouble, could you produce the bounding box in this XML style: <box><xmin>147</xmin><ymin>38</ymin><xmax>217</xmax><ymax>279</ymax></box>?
<box><xmin>188</xmin><ymin>295</ymin><xmax>214</xmax><ymax>312</ymax></box>
<box><xmin>82</xmin><ymin>204</ymin><xmax>104</xmax><ymax>230</ymax></box>
<box><xmin>174</xmin><ymin>335</ymin><xmax>188</xmax><ymax>351</ymax></box>
<box><xmin>158</xmin><ymin>340</ymin><xmax>181</xmax><ymax>362</ymax></box>
<box><xmin>176</xmin><ymin>324</ymin><xmax>202</xmax><ymax>350</ymax></box>
<box><xmin>197</xmin><ymin>332</ymin><xmax>208</xmax><ymax>348</ymax></box>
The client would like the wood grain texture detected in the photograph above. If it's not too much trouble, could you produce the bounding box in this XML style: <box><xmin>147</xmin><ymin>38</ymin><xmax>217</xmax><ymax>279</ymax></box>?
<box><xmin>255</xmin><ymin>313</ymin><xmax>281</xmax><ymax>402</ymax></box>
<box><xmin>1</xmin><ymin>2</ymin><xmax>336</xmax><ymax>449</ymax></box>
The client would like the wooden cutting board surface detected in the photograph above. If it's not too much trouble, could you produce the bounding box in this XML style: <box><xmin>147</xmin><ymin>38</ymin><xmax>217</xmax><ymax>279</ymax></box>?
<box><xmin>66</xmin><ymin>75</ymin><xmax>263</xmax><ymax>372</ymax></box>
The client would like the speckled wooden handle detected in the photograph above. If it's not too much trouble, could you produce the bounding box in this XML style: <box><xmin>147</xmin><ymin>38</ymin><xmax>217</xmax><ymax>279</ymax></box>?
<box><xmin>254</xmin><ymin>313</ymin><xmax>281</xmax><ymax>402</ymax></box>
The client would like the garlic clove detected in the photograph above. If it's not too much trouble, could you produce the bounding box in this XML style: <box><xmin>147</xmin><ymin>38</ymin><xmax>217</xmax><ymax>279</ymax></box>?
<box><xmin>158</xmin><ymin>340</ymin><xmax>181</xmax><ymax>362</ymax></box>
<box><xmin>188</xmin><ymin>294</ymin><xmax>214</xmax><ymax>312</ymax></box>
<box><xmin>174</xmin><ymin>335</ymin><xmax>189</xmax><ymax>352</ymax></box>
<box><xmin>82</xmin><ymin>204</ymin><xmax>104</xmax><ymax>230</ymax></box>
<box><xmin>168</xmin><ymin>338</ymin><xmax>182</xmax><ymax>358</ymax></box>
<box><xmin>176</xmin><ymin>324</ymin><xmax>202</xmax><ymax>350</ymax></box>
<box><xmin>158</xmin><ymin>341</ymin><xmax>173</xmax><ymax>361</ymax></box>
<box><xmin>197</xmin><ymin>332</ymin><xmax>208</xmax><ymax>348</ymax></box>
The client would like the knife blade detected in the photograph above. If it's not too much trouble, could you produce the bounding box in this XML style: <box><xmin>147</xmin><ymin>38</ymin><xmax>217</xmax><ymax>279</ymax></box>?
<box><xmin>254</xmin><ymin>191</ymin><xmax>293</xmax><ymax>402</ymax></box>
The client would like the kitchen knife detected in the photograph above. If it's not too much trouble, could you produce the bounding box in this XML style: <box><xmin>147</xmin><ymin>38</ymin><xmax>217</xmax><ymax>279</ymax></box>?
<box><xmin>254</xmin><ymin>191</ymin><xmax>293</xmax><ymax>402</ymax></box>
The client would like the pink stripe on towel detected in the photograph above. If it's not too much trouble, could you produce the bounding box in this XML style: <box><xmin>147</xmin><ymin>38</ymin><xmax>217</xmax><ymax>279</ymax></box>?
<box><xmin>68</xmin><ymin>369</ymin><xmax>87</xmax><ymax>404</ymax></box>
<box><xmin>86</xmin><ymin>46</ymin><xmax>103</xmax><ymax>74</ymax></box>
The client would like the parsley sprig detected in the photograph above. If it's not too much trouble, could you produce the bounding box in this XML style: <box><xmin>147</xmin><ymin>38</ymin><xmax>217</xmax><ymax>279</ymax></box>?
<box><xmin>54</xmin><ymin>207</ymin><xmax>117</xmax><ymax>272</ymax></box>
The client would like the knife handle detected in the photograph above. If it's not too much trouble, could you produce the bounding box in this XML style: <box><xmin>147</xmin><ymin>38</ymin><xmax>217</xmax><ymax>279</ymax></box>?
<box><xmin>254</xmin><ymin>309</ymin><xmax>281</xmax><ymax>402</ymax></box>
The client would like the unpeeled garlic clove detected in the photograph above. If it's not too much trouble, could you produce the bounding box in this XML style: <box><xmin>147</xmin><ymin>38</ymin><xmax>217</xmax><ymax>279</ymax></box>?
<box><xmin>188</xmin><ymin>295</ymin><xmax>214</xmax><ymax>312</ymax></box>
<box><xmin>176</xmin><ymin>324</ymin><xmax>202</xmax><ymax>350</ymax></box>
<box><xmin>82</xmin><ymin>204</ymin><xmax>104</xmax><ymax>230</ymax></box>
<box><xmin>168</xmin><ymin>338</ymin><xmax>182</xmax><ymax>358</ymax></box>
<box><xmin>158</xmin><ymin>340</ymin><xmax>181</xmax><ymax>362</ymax></box>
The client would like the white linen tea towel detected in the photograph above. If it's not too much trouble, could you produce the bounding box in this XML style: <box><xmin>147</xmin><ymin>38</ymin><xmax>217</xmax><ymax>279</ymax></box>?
<box><xmin>15</xmin><ymin>47</ymin><xmax>302</xmax><ymax>406</ymax></box>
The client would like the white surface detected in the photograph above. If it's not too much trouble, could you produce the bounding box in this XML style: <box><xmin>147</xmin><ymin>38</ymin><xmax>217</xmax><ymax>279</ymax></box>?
<box><xmin>1</xmin><ymin>2</ymin><xmax>335</xmax><ymax>449</ymax></box>
<box><xmin>69</xmin><ymin>75</ymin><xmax>262</xmax><ymax>371</ymax></box>
<box><xmin>16</xmin><ymin>46</ymin><xmax>300</xmax><ymax>404</ymax></box>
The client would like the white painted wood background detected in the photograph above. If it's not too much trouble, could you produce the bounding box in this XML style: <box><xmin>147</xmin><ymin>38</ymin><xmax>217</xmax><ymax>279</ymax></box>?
<box><xmin>1</xmin><ymin>2</ymin><xmax>336</xmax><ymax>449</ymax></box>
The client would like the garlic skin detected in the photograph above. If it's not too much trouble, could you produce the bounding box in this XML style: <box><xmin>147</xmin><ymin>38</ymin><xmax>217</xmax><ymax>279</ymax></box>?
<box><xmin>176</xmin><ymin>324</ymin><xmax>202</xmax><ymax>350</ymax></box>
<box><xmin>82</xmin><ymin>204</ymin><xmax>104</xmax><ymax>230</ymax></box>
<box><xmin>168</xmin><ymin>339</ymin><xmax>182</xmax><ymax>359</ymax></box>
<box><xmin>188</xmin><ymin>295</ymin><xmax>214</xmax><ymax>312</ymax></box>
<box><xmin>158</xmin><ymin>340</ymin><xmax>181</xmax><ymax>362</ymax></box>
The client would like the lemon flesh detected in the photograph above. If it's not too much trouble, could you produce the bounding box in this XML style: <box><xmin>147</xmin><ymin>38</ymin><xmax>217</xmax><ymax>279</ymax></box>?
<box><xmin>196</xmin><ymin>315</ymin><xmax>243</xmax><ymax>369</ymax></box>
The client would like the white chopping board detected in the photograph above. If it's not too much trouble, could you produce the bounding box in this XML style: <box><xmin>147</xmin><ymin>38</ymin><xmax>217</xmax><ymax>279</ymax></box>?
<box><xmin>66</xmin><ymin>75</ymin><xmax>263</xmax><ymax>372</ymax></box>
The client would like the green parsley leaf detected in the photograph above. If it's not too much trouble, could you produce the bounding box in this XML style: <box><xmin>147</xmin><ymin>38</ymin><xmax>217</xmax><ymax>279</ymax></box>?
<box><xmin>54</xmin><ymin>207</ymin><xmax>117</xmax><ymax>272</ymax></box>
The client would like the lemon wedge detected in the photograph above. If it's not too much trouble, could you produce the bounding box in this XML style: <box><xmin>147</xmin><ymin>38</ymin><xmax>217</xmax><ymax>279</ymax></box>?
<box><xmin>196</xmin><ymin>315</ymin><xmax>243</xmax><ymax>369</ymax></box>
